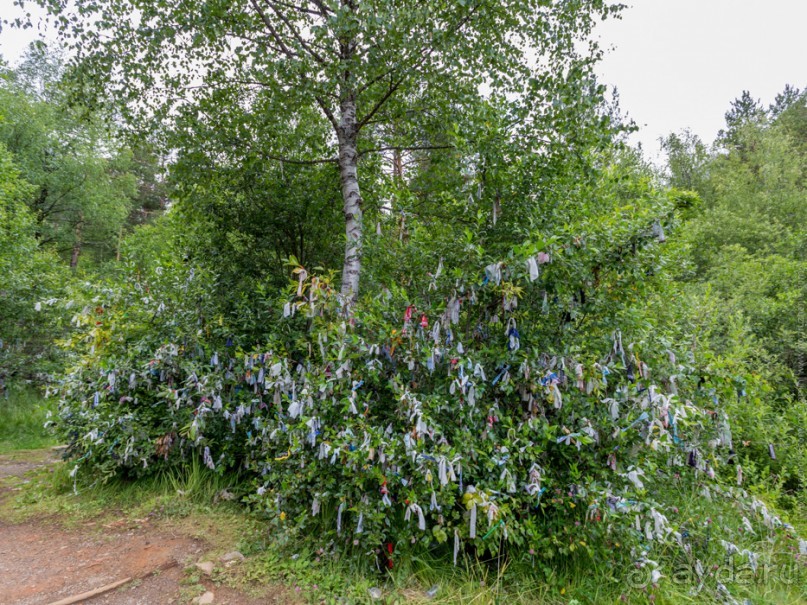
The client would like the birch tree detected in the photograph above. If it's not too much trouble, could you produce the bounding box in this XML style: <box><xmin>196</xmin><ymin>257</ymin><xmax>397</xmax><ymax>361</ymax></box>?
<box><xmin>22</xmin><ymin>0</ymin><xmax>621</xmax><ymax>300</ymax></box>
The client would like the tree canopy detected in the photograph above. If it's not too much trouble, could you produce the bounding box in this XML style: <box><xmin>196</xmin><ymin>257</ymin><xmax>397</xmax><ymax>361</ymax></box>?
<box><xmin>0</xmin><ymin>45</ymin><xmax>168</xmax><ymax>269</ymax></box>
<box><xmin>29</xmin><ymin>0</ymin><xmax>623</xmax><ymax>299</ymax></box>
<box><xmin>664</xmin><ymin>87</ymin><xmax>807</xmax><ymax>388</ymax></box>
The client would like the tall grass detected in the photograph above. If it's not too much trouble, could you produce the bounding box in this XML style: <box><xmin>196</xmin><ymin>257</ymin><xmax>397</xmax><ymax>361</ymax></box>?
<box><xmin>0</xmin><ymin>384</ymin><xmax>55</xmax><ymax>453</ymax></box>
<box><xmin>62</xmin><ymin>452</ymin><xmax>245</xmax><ymax>510</ymax></box>
<box><xmin>5</xmin><ymin>450</ymin><xmax>249</xmax><ymax>535</ymax></box>
<box><xmin>109</xmin><ymin>454</ymin><xmax>245</xmax><ymax>510</ymax></box>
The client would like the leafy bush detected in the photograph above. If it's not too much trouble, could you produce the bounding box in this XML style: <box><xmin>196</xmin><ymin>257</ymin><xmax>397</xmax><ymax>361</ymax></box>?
<box><xmin>48</xmin><ymin>148</ymin><xmax>805</xmax><ymax>603</ymax></box>
<box><xmin>52</xmin><ymin>256</ymin><xmax>803</xmax><ymax>580</ymax></box>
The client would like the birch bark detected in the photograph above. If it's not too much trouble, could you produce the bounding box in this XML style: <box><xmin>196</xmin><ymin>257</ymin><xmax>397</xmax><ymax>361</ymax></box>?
<box><xmin>337</xmin><ymin>96</ymin><xmax>362</xmax><ymax>302</ymax></box>
<box><xmin>337</xmin><ymin>2</ymin><xmax>362</xmax><ymax>303</ymax></box>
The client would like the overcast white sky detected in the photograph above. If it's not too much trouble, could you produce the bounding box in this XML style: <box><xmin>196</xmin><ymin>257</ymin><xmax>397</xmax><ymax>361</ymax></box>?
<box><xmin>1</xmin><ymin>0</ymin><xmax>805</xmax><ymax>158</ymax></box>
<box><xmin>594</xmin><ymin>0</ymin><xmax>807</xmax><ymax>156</ymax></box>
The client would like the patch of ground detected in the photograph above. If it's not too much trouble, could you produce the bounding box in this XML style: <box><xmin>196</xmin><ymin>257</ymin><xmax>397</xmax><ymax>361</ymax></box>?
<box><xmin>0</xmin><ymin>451</ymin><xmax>293</xmax><ymax>605</ymax></box>
<box><xmin>0</xmin><ymin>448</ymin><xmax>58</xmax><ymax>480</ymax></box>
<box><xmin>0</xmin><ymin>521</ymin><xmax>197</xmax><ymax>604</ymax></box>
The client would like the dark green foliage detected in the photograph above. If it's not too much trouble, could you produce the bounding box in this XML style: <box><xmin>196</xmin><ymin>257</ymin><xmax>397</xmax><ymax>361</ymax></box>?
<box><xmin>660</xmin><ymin>86</ymin><xmax>807</xmax><ymax>511</ymax></box>
<box><xmin>665</xmin><ymin>86</ymin><xmax>807</xmax><ymax>388</ymax></box>
<box><xmin>0</xmin><ymin>45</ymin><xmax>169</xmax><ymax>269</ymax></box>
<box><xmin>0</xmin><ymin>140</ymin><xmax>65</xmax><ymax>378</ymax></box>
<box><xmin>49</xmin><ymin>141</ymin><xmax>805</xmax><ymax>595</ymax></box>
<box><xmin>169</xmin><ymin>112</ymin><xmax>346</xmax><ymax>292</ymax></box>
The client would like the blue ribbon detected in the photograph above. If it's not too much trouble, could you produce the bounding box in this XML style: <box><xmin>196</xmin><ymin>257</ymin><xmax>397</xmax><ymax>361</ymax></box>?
<box><xmin>622</xmin><ymin>411</ymin><xmax>649</xmax><ymax>432</ymax></box>
<box><xmin>492</xmin><ymin>365</ymin><xmax>510</xmax><ymax>385</ymax></box>
<box><xmin>668</xmin><ymin>410</ymin><xmax>681</xmax><ymax>444</ymax></box>
<box><xmin>506</xmin><ymin>328</ymin><xmax>520</xmax><ymax>351</ymax></box>
<box><xmin>534</xmin><ymin>487</ymin><xmax>546</xmax><ymax>507</ymax></box>
<box><xmin>540</xmin><ymin>372</ymin><xmax>559</xmax><ymax>386</ymax></box>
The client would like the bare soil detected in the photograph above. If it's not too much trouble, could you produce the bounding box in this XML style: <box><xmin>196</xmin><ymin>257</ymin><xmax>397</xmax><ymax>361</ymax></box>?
<box><xmin>0</xmin><ymin>450</ymin><xmax>289</xmax><ymax>605</ymax></box>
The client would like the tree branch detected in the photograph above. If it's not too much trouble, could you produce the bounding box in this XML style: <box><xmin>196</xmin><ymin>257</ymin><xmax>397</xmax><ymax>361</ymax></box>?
<box><xmin>269</xmin><ymin>0</ymin><xmax>323</xmax><ymax>16</ymax></box>
<box><xmin>315</xmin><ymin>95</ymin><xmax>339</xmax><ymax>131</ymax></box>
<box><xmin>355</xmin><ymin>2</ymin><xmax>483</xmax><ymax>129</ymax></box>
<box><xmin>355</xmin><ymin>65</ymin><xmax>397</xmax><ymax>96</ymax></box>
<box><xmin>356</xmin><ymin>74</ymin><xmax>406</xmax><ymax>130</ymax></box>
<box><xmin>309</xmin><ymin>0</ymin><xmax>333</xmax><ymax>17</ymax></box>
<box><xmin>36</xmin><ymin>176</ymin><xmax>89</xmax><ymax>218</ymax></box>
<box><xmin>358</xmin><ymin>144</ymin><xmax>454</xmax><ymax>157</ymax></box>
<box><xmin>263</xmin><ymin>153</ymin><xmax>338</xmax><ymax>165</ymax></box>
<box><xmin>264</xmin><ymin>0</ymin><xmax>329</xmax><ymax>65</ymax></box>
<box><xmin>248</xmin><ymin>0</ymin><xmax>301</xmax><ymax>59</ymax></box>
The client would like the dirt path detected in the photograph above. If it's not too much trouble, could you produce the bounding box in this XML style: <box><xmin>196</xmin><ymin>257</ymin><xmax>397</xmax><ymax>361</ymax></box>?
<box><xmin>0</xmin><ymin>521</ymin><xmax>197</xmax><ymax>604</ymax></box>
<box><xmin>0</xmin><ymin>451</ymin><xmax>284</xmax><ymax>605</ymax></box>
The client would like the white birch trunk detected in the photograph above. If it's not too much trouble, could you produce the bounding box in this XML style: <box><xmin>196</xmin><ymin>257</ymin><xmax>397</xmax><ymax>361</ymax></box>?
<box><xmin>338</xmin><ymin>95</ymin><xmax>362</xmax><ymax>303</ymax></box>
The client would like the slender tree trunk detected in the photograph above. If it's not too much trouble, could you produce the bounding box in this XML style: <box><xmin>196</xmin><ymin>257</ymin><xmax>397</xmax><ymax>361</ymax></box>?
<box><xmin>338</xmin><ymin>94</ymin><xmax>363</xmax><ymax>303</ymax></box>
<box><xmin>336</xmin><ymin>0</ymin><xmax>363</xmax><ymax>304</ymax></box>
<box><xmin>116</xmin><ymin>225</ymin><xmax>124</xmax><ymax>261</ymax></box>
<box><xmin>70</xmin><ymin>217</ymin><xmax>84</xmax><ymax>271</ymax></box>
<box><xmin>393</xmin><ymin>148</ymin><xmax>403</xmax><ymax>179</ymax></box>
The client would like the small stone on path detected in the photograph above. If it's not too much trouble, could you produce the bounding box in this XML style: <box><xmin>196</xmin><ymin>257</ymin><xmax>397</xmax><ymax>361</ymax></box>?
<box><xmin>220</xmin><ymin>551</ymin><xmax>245</xmax><ymax>562</ymax></box>
<box><xmin>194</xmin><ymin>591</ymin><xmax>215</xmax><ymax>604</ymax></box>
<box><xmin>196</xmin><ymin>560</ymin><xmax>215</xmax><ymax>575</ymax></box>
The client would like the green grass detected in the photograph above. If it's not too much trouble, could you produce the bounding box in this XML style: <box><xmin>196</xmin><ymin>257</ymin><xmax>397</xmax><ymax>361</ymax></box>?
<box><xmin>235</xmin><ymin>532</ymin><xmax>807</xmax><ymax>605</ymax></box>
<box><xmin>3</xmin><ymin>452</ymin><xmax>247</xmax><ymax>527</ymax></box>
<box><xmin>0</xmin><ymin>384</ymin><xmax>55</xmax><ymax>453</ymax></box>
